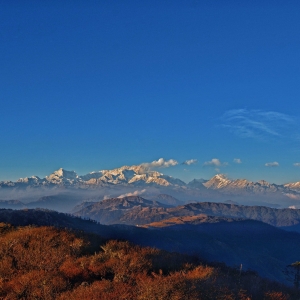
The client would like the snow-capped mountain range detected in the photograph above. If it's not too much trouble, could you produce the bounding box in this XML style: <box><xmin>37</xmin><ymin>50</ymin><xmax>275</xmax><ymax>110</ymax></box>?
<box><xmin>202</xmin><ymin>174</ymin><xmax>291</xmax><ymax>193</ymax></box>
<box><xmin>1</xmin><ymin>165</ymin><xmax>300</xmax><ymax>195</ymax></box>
<box><xmin>0</xmin><ymin>166</ymin><xmax>186</xmax><ymax>188</ymax></box>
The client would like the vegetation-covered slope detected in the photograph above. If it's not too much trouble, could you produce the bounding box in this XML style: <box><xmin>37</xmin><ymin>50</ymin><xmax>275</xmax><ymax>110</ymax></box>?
<box><xmin>1</xmin><ymin>208</ymin><xmax>300</xmax><ymax>284</ymax></box>
<box><xmin>0</xmin><ymin>224</ymin><xmax>294</xmax><ymax>299</ymax></box>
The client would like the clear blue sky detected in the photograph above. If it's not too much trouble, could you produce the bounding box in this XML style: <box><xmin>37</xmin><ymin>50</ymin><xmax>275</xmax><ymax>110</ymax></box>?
<box><xmin>1</xmin><ymin>0</ymin><xmax>300</xmax><ymax>184</ymax></box>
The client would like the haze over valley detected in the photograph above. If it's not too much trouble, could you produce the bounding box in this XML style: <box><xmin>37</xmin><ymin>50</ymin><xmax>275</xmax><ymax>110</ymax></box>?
<box><xmin>1</xmin><ymin>159</ymin><xmax>300</xmax><ymax>212</ymax></box>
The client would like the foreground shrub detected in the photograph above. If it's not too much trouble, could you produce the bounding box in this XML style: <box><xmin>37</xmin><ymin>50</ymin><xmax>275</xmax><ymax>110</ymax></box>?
<box><xmin>0</xmin><ymin>224</ymin><xmax>295</xmax><ymax>299</ymax></box>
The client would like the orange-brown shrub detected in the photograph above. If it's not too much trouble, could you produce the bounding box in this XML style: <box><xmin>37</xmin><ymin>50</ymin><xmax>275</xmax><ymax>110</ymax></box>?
<box><xmin>264</xmin><ymin>291</ymin><xmax>290</xmax><ymax>300</ymax></box>
<box><xmin>0</xmin><ymin>224</ymin><xmax>296</xmax><ymax>299</ymax></box>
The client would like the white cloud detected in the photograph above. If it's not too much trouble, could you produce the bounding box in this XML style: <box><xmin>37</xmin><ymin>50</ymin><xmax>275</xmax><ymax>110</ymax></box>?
<box><xmin>233</xmin><ymin>158</ymin><xmax>242</xmax><ymax>164</ymax></box>
<box><xmin>286</xmin><ymin>194</ymin><xmax>300</xmax><ymax>200</ymax></box>
<box><xmin>221</xmin><ymin>109</ymin><xmax>295</xmax><ymax>140</ymax></box>
<box><xmin>294</xmin><ymin>163</ymin><xmax>300</xmax><ymax>167</ymax></box>
<box><xmin>182</xmin><ymin>159</ymin><xmax>198</xmax><ymax>165</ymax></box>
<box><xmin>203</xmin><ymin>158</ymin><xmax>228</xmax><ymax>167</ymax></box>
<box><xmin>117</xmin><ymin>189</ymin><xmax>146</xmax><ymax>198</ymax></box>
<box><xmin>136</xmin><ymin>158</ymin><xmax>179</xmax><ymax>173</ymax></box>
<box><xmin>140</xmin><ymin>158</ymin><xmax>178</xmax><ymax>169</ymax></box>
<box><xmin>265</xmin><ymin>162</ymin><xmax>279</xmax><ymax>167</ymax></box>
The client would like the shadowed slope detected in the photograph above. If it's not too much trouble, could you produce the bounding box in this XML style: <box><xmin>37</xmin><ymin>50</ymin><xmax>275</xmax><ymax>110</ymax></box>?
<box><xmin>1</xmin><ymin>208</ymin><xmax>300</xmax><ymax>283</ymax></box>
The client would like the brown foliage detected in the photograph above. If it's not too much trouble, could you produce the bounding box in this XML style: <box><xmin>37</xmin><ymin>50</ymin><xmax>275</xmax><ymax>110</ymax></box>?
<box><xmin>264</xmin><ymin>291</ymin><xmax>290</xmax><ymax>300</ymax></box>
<box><xmin>58</xmin><ymin>280</ymin><xmax>135</xmax><ymax>300</ymax></box>
<box><xmin>0</xmin><ymin>223</ymin><xmax>296</xmax><ymax>299</ymax></box>
<box><xmin>0</xmin><ymin>226</ymin><xmax>84</xmax><ymax>276</ymax></box>
<box><xmin>6</xmin><ymin>270</ymin><xmax>67</xmax><ymax>300</ymax></box>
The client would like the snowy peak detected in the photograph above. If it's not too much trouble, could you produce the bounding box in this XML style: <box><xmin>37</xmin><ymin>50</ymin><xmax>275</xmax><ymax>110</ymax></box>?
<box><xmin>199</xmin><ymin>175</ymin><xmax>289</xmax><ymax>195</ymax></box>
<box><xmin>76</xmin><ymin>165</ymin><xmax>185</xmax><ymax>187</ymax></box>
<box><xmin>80</xmin><ymin>171</ymin><xmax>104</xmax><ymax>181</ymax></box>
<box><xmin>5</xmin><ymin>164</ymin><xmax>183</xmax><ymax>189</ymax></box>
<box><xmin>2</xmin><ymin>165</ymin><xmax>300</xmax><ymax>198</ymax></box>
<box><xmin>257</xmin><ymin>180</ymin><xmax>271</xmax><ymax>187</ymax></box>
<box><xmin>46</xmin><ymin>168</ymin><xmax>79</xmax><ymax>184</ymax></box>
<box><xmin>285</xmin><ymin>181</ymin><xmax>300</xmax><ymax>190</ymax></box>
<box><xmin>203</xmin><ymin>174</ymin><xmax>232</xmax><ymax>189</ymax></box>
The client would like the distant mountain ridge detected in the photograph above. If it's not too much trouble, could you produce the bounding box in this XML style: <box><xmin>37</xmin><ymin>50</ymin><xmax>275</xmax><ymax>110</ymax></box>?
<box><xmin>1</xmin><ymin>166</ymin><xmax>300</xmax><ymax>208</ymax></box>
<box><xmin>1</xmin><ymin>166</ymin><xmax>300</xmax><ymax>192</ymax></box>
<box><xmin>202</xmin><ymin>174</ymin><xmax>289</xmax><ymax>194</ymax></box>
<box><xmin>0</xmin><ymin>200</ymin><xmax>25</xmax><ymax>209</ymax></box>
<box><xmin>0</xmin><ymin>166</ymin><xmax>186</xmax><ymax>188</ymax></box>
<box><xmin>73</xmin><ymin>196</ymin><xmax>170</xmax><ymax>225</ymax></box>
<box><xmin>74</xmin><ymin>196</ymin><xmax>300</xmax><ymax>232</ymax></box>
<box><xmin>140</xmin><ymin>214</ymin><xmax>245</xmax><ymax>228</ymax></box>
